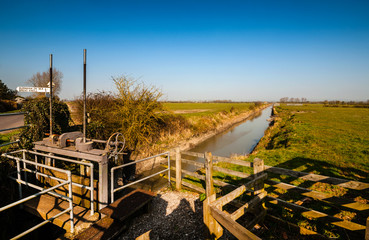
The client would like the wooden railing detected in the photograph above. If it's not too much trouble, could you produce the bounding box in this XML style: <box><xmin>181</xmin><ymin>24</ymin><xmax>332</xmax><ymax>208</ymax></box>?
<box><xmin>171</xmin><ymin>148</ymin><xmax>369</xmax><ymax>239</ymax></box>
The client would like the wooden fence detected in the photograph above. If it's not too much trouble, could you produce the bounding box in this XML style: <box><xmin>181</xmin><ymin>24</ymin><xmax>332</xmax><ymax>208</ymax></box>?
<box><xmin>171</xmin><ymin>148</ymin><xmax>369</xmax><ymax>239</ymax></box>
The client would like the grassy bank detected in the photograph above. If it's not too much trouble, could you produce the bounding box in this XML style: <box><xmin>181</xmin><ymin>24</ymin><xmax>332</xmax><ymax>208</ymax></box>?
<box><xmin>248</xmin><ymin>104</ymin><xmax>369</xmax><ymax>238</ymax></box>
<box><xmin>154</xmin><ymin>102</ymin><xmax>265</xmax><ymax>152</ymax></box>
<box><xmin>252</xmin><ymin>104</ymin><xmax>369</xmax><ymax>179</ymax></box>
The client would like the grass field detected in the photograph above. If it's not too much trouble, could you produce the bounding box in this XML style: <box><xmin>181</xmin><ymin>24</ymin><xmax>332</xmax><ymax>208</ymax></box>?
<box><xmin>163</xmin><ymin>102</ymin><xmax>254</xmax><ymax>117</ymax></box>
<box><xmin>249</xmin><ymin>104</ymin><xmax>369</xmax><ymax>238</ymax></box>
<box><xmin>252</xmin><ymin>104</ymin><xmax>369</xmax><ymax>179</ymax></box>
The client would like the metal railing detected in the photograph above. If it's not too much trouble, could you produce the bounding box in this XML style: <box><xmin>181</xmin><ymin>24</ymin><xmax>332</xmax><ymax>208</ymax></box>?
<box><xmin>4</xmin><ymin>149</ymin><xmax>95</xmax><ymax>215</ymax></box>
<box><xmin>0</xmin><ymin>112</ymin><xmax>26</xmax><ymax>148</ymax></box>
<box><xmin>0</xmin><ymin>152</ymin><xmax>74</xmax><ymax>239</ymax></box>
<box><xmin>110</xmin><ymin>152</ymin><xmax>171</xmax><ymax>203</ymax></box>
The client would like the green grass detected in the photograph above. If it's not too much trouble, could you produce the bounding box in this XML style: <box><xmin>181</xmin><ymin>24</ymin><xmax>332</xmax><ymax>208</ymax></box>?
<box><xmin>0</xmin><ymin>130</ymin><xmax>21</xmax><ymax>152</ymax></box>
<box><xmin>163</xmin><ymin>102</ymin><xmax>253</xmax><ymax>117</ymax></box>
<box><xmin>252</xmin><ymin>104</ymin><xmax>369</xmax><ymax>179</ymax></box>
<box><xmin>246</xmin><ymin>104</ymin><xmax>369</xmax><ymax>238</ymax></box>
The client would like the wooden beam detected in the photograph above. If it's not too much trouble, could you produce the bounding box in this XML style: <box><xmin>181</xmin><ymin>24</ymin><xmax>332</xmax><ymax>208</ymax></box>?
<box><xmin>182</xmin><ymin>158</ymin><xmax>205</xmax><ymax>168</ymax></box>
<box><xmin>182</xmin><ymin>151</ymin><xmax>205</xmax><ymax>158</ymax></box>
<box><xmin>205</xmin><ymin>152</ymin><xmax>214</xmax><ymax>197</ymax></box>
<box><xmin>175</xmin><ymin>147</ymin><xmax>182</xmax><ymax>190</ymax></box>
<box><xmin>203</xmin><ymin>194</ymin><xmax>223</xmax><ymax>239</ymax></box>
<box><xmin>253</xmin><ymin>158</ymin><xmax>265</xmax><ymax>194</ymax></box>
<box><xmin>213</xmin><ymin>185</ymin><xmax>246</xmax><ymax>208</ymax></box>
<box><xmin>213</xmin><ymin>155</ymin><xmax>252</xmax><ymax>168</ymax></box>
<box><xmin>231</xmin><ymin>191</ymin><xmax>267</xmax><ymax>221</ymax></box>
<box><xmin>213</xmin><ymin>166</ymin><xmax>250</xmax><ymax>178</ymax></box>
<box><xmin>210</xmin><ymin>205</ymin><xmax>261</xmax><ymax>240</ymax></box>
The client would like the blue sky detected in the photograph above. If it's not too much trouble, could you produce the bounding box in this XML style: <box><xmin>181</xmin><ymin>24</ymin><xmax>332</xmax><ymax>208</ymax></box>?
<box><xmin>1</xmin><ymin>0</ymin><xmax>368</xmax><ymax>101</ymax></box>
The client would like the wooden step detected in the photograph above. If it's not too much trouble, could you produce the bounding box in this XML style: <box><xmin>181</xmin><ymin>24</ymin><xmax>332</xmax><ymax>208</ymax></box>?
<box><xmin>23</xmin><ymin>194</ymin><xmax>101</xmax><ymax>234</ymax></box>
<box><xmin>100</xmin><ymin>189</ymin><xmax>155</xmax><ymax>221</ymax></box>
<box><xmin>75</xmin><ymin>189</ymin><xmax>155</xmax><ymax>240</ymax></box>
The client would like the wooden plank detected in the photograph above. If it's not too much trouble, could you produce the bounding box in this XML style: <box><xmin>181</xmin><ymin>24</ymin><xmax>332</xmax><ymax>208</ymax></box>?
<box><xmin>182</xmin><ymin>180</ymin><xmax>205</xmax><ymax>193</ymax></box>
<box><xmin>169</xmin><ymin>176</ymin><xmax>205</xmax><ymax>193</ymax></box>
<box><xmin>210</xmin><ymin>205</ymin><xmax>261</xmax><ymax>240</ymax></box>
<box><xmin>253</xmin><ymin>158</ymin><xmax>265</xmax><ymax>194</ymax></box>
<box><xmin>205</xmin><ymin>152</ymin><xmax>214</xmax><ymax>197</ymax></box>
<box><xmin>181</xmin><ymin>168</ymin><xmax>205</xmax><ymax>180</ymax></box>
<box><xmin>182</xmin><ymin>158</ymin><xmax>205</xmax><ymax>168</ymax></box>
<box><xmin>203</xmin><ymin>194</ymin><xmax>223</xmax><ymax>239</ymax></box>
<box><xmin>175</xmin><ymin>148</ymin><xmax>182</xmax><ymax>190</ymax></box>
<box><xmin>100</xmin><ymin>189</ymin><xmax>155</xmax><ymax>221</ymax></box>
<box><xmin>266</xmin><ymin>179</ymin><xmax>369</xmax><ymax>212</ymax></box>
<box><xmin>213</xmin><ymin>155</ymin><xmax>252</xmax><ymax>168</ymax></box>
<box><xmin>264</xmin><ymin>166</ymin><xmax>369</xmax><ymax>190</ymax></box>
<box><xmin>213</xmin><ymin>166</ymin><xmax>250</xmax><ymax>178</ymax></box>
<box><xmin>213</xmin><ymin>185</ymin><xmax>246</xmax><ymax>208</ymax></box>
<box><xmin>266</xmin><ymin>195</ymin><xmax>366</xmax><ymax>232</ymax></box>
<box><xmin>182</xmin><ymin>151</ymin><xmax>205</xmax><ymax>158</ymax></box>
<box><xmin>245</xmin><ymin>208</ymin><xmax>266</xmax><ymax>229</ymax></box>
<box><xmin>231</xmin><ymin>191</ymin><xmax>267</xmax><ymax>221</ymax></box>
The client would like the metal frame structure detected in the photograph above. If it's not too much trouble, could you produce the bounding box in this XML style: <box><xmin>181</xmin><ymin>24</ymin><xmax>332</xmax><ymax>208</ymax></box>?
<box><xmin>0</xmin><ymin>152</ymin><xmax>75</xmax><ymax>239</ymax></box>
<box><xmin>3</xmin><ymin>149</ymin><xmax>95</xmax><ymax>215</ymax></box>
<box><xmin>110</xmin><ymin>152</ymin><xmax>171</xmax><ymax>203</ymax></box>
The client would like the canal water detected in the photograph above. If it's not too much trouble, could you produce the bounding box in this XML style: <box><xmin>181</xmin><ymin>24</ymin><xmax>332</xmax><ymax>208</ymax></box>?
<box><xmin>190</xmin><ymin>106</ymin><xmax>272</xmax><ymax>157</ymax></box>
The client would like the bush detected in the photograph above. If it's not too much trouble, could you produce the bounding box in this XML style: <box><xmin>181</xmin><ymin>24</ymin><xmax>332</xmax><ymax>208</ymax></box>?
<box><xmin>20</xmin><ymin>97</ymin><xmax>71</xmax><ymax>148</ymax></box>
<box><xmin>74</xmin><ymin>91</ymin><xmax>119</xmax><ymax>140</ymax></box>
<box><xmin>0</xmin><ymin>100</ymin><xmax>17</xmax><ymax>112</ymax></box>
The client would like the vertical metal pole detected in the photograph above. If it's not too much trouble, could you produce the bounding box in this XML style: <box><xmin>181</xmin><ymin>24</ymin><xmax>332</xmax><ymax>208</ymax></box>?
<box><xmin>49</xmin><ymin>54</ymin><xmax>53</xmax><ymax>138</ymax></box>
<box><xmin>16</xmin><ymin>159</ymin><xmax>22</xmax><ymax>200</ymax></box>
<box><xmin>110</xmin><ymin>168</ymin><xmax>114</xmax><ymax>203</ymax></box>
<box><xmin>67</xmin><ymin>171</ymin><xmax>75</xmax><ymax>234</ymax></box>
<box><xmin>90</xmin><ymin>163</ymin><xmax>94</xmax><ymax>215</ymax></box>
<box><xmin>83</xmin><ymin>49</ymin><xmax>87</xmax><ymax>143</ymax></box>
<box><xmin>22</xmin><ymin>151</ymin><xmax>27</xmax><ymax>184</ymax></box>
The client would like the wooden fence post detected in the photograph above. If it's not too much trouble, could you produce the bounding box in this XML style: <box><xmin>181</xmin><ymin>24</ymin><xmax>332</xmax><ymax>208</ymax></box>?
<box><xmin>253</xmin><ymin>158</ymin><xmax>265</xmax><ymax>195</ymax></box>
<box><xmin>175</xmin><ymin>147</ymin><xmax>182</xmax><ymax>190</ymax></box>
<box><xmin>205</xmin><ymin>152</ymin><xmax>214</xmax><ymax>197</ymax></box>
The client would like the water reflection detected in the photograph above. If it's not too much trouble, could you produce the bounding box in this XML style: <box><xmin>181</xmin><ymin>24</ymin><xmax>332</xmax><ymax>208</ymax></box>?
<box><xmin>190</xmin><ymin>106</ymin><xmax>272</xmax><ymax>157</ymax></box>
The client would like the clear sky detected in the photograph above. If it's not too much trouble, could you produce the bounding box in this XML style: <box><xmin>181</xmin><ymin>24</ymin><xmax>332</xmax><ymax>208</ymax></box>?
<box><xmin>1</xmin><ymin>0</ymin><xmax>368</xmax><ymax>101</ymax></box>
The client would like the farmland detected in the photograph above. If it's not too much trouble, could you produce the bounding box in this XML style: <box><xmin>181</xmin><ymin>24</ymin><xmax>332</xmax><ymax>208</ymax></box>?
<box><xmin>252</xmin><ymin>104</ymin><xmax>369</xmax><ymax>178</ymax></box>
<box><xmin>163</xmin><ymin>102</ymin><xmax>255</xmax><ymax>117</ymax></box>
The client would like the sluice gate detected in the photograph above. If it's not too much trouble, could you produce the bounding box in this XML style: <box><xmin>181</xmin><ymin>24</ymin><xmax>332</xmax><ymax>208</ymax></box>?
<box><xmin>0</xmin><ymin>50</ymin><xmax>171</xmax><ymax>239</ymax></box>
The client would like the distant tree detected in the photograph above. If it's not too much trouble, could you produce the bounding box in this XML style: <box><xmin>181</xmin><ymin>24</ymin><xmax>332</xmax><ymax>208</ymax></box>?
<box><xmin>280</xmin><ymin>97</ymin><xmax>289</xmax><ymax>103</ymax></box>
<box><xmin>0</xmin><ymin>80</ymin><xmax>17</xmax><ymax>100</ymax></box>
<box><xmin>27</xmin><ymin>69</ymin><xmax>63</xmax><ymax>97</ymax></box>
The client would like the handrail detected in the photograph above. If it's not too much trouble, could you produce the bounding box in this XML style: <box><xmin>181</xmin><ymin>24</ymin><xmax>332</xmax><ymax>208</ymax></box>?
<box><xmin>110</xmin><ymin>151</ymin><xmax>171</xmax><ymax>202</ymax></box>
<box><xmin>0</xmin><ymin>155</ymin><xmax>74</xmax><ymax>238</ymax></box>
<box><xmin>9</xmin><ymin>149</ymin><xmax>95</xmax><ymax>215</ymax></box>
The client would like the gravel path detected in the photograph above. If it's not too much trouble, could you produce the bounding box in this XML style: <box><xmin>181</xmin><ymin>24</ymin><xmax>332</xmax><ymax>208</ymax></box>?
<box><xmin>119</xmin><ymin>189</ymin><xmax>208</xmax><ymax>239</ymax></box>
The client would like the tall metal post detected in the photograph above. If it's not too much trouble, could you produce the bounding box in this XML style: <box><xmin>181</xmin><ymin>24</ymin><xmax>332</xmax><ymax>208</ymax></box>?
<box><xmin>83</xmin><ymin>49</ymin><xmax>87</xmax><ymax>142</ymax></box>
<box><xmin>49</xmin><ymin>54</ymin><xmax>53</xmax><ymax>138</ymax></box>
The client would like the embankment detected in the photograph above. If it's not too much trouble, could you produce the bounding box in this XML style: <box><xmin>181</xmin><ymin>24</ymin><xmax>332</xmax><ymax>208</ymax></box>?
<box><xmin>177</xmin><ymin>104</ymin><xmax>271</xmax><ymax>152</ymax></box>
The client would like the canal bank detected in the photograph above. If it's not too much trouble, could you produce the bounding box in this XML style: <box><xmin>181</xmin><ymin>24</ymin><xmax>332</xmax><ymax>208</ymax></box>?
<box><xmin>175</xmin><ymin>104</ymin><xmax>272</xmax><ymax>153</ymax></box>
<box><xmin>188</xmin><ymin>105</ymin><xmax>272</xmax><ymax>156</ymax></box>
